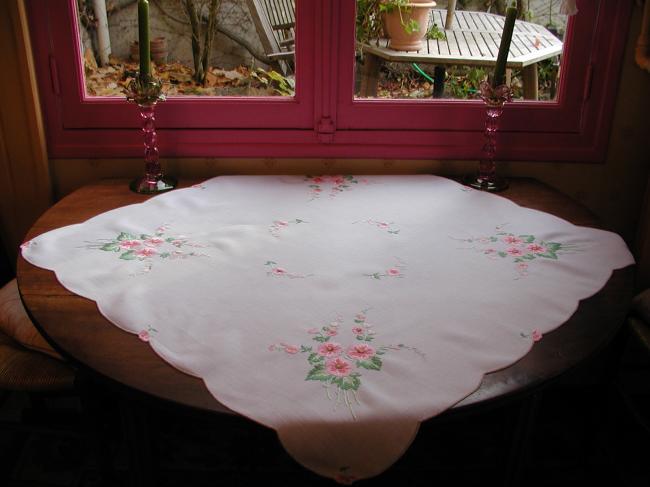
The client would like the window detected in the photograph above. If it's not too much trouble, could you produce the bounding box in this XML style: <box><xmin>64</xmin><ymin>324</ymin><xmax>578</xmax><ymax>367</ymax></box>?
<box><xmin>27</xmin><ymin>0</ymin><xmax>632</xmax><ymax>161</ymax></box>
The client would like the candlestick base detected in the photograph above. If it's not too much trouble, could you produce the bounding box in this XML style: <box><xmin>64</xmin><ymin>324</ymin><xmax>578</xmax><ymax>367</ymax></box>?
<box><xmin>130</xmin><ymin>175</ymin><xmax>177</xmax><ymax>194</ymax></box>
<box><xmin>463</xmin><ymin>174</ymin><xmax>508</xmax><ymax>192</ymax></box>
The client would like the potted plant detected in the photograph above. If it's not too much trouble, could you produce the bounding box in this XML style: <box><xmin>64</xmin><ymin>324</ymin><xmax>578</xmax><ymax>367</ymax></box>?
<box><xmin>356</xmin><ymin>0</ymin><xmax>440</xmax><ymax>51</ymax></box>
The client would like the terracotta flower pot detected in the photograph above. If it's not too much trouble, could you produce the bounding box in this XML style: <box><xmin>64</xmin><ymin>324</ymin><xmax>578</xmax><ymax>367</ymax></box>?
<box><xmin>130</xmin><ymin>37</ymin><xmax>168</xmax><ymax>64</ymax></box>
<box><xmin>383</xmin><ymin>0</ymin><xmax>436</xmax><ymax>51</ymax></box>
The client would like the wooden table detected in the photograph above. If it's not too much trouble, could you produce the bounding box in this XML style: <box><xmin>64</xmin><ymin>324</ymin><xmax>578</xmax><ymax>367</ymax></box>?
<box><xmin>16</xmin><ymin>178</ymin><xmax>634</xmax><ymax>417</ymax></box>
<box><xmin>360</xmin><ymin>9</ymin><xmax>563</xmax><ymax>100</ymax></box>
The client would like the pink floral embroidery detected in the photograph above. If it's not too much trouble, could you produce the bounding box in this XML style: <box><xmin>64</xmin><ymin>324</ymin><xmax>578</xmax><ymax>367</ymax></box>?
<box><xmin>348</xmin><ymin>344</ymin><xmax>375</xmax><ymax>360</ymax></box>
<box><xmin>326</xmin><ymin>357</ymin><xmax>352</xmax><ymax>377</ymax></box>
<box><xmin>269</xmin><ymin>218</ymin><xmax>307</xmax><ymax>238</ymax></box>
<box><xmin>136</xmin><ymin>247</ymin><xmax>158</xmax><ymax>258</ymax></box>
<box><xmin>265</xmin><ymin>261</ymin><xmax>312</xmax><ymax>279</ymax></box>
<box><xmin>270</xmin><ymin>310</ymin><xmax>423</xmax><ymax>419</ymax></box>
<box><xmin>532</xmin><ymin>329</ymin><xmax>543</xmax><ymax>342</ymax></box>
<box><xmin>318</xmin><ymin>342</ymin><xmax>343</xmax><ymax>357</ymax></box>
<box><xmin>355</xmin><ymin>219</ymin><xmax>400</xmax><ymax>235</ymax></box>
<box><xmin>304</xmin><ymin>175</ymin><xmax>360</xmax><ymax>199</ymax></box>
<box><xmin>20</xmin><ymin>240</ymin><xmax>32</xmax><ymax>251</ymax></box>
<box><xmin>454</xmin><ymin>224</ymin><xmax>580</xmax><ymax>279</ymax></box>
<box><xmin>503</xmin><ymin>235</ymin><xmax>523</xmax><ymax>245</ymax></box>
<box><xmin>365</xmin><ymin>258</ymin><xmax>406</xmax><ymax>280</ymax></box>
<box><xmin>120</xmin><ymin>240</ymin><xmax>142</xmax><ymax>249</ymax></box>
<box><xmin>87</xmin><ymin>225</ymin><xmax>208</xmax><ymax>272</ymax></box>
<box><xmin>144</xmin><ymin>237</ymin><xmax>164</xmax><ymax>246</ymax></box>
<box><xmin>138</xmin><ymin>326</ymin><xmax>157</xmax><ymax>342</ymax></box>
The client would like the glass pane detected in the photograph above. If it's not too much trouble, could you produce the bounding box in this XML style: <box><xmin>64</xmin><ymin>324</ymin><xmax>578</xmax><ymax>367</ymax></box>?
<box><xmin>78</xmin><ymin>0</ymin><xmax>296</xmax><ymax>97</ymax></box>
<box><xmin>355</xmin><ymin>0</ymin><xmax>567</xmax><ymax>101</ymax></box>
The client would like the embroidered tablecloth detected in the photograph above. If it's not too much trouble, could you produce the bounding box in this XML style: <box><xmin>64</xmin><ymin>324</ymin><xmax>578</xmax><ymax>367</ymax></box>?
<box><xmin>21</xmin><ymin>175</ymin><xmax>633</xmax><ymax>483</ymax></box>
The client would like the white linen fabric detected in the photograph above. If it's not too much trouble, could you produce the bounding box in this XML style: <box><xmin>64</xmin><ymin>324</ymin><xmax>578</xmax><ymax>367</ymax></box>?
<box><xmin>21</xmin><ymin>175</ymin><xmax>633</xmax><ymax>482</ymax></box>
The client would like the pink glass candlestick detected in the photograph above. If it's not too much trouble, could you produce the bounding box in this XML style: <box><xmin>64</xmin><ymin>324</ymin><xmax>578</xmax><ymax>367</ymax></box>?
<box><xmin>126</xmin><ymin>75</ymin><xmax>176</xmax><ymax>194</ymax></box>
<box><xmin>464</xmin><ymin>80</ymin><xmax>512</xmax><ymax>192</ymax></box>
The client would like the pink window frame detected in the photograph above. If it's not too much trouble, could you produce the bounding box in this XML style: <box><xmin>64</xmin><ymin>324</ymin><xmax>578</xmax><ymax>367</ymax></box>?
<box><xmin>28</xmin><ymin>0</ymin><xmax>632</xmax><ymax>161</ymax></box>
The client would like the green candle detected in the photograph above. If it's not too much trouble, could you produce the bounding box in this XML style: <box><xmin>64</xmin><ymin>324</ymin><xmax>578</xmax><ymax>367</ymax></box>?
<box><xmin>493</xmin><ymin>5</ymin><xmax>517</xmax><ymax>87</ymax></box>
<box><xmin>138</xmin><ymin>0</ymin><xmax>151</xmax><ymax>78</ymax></box>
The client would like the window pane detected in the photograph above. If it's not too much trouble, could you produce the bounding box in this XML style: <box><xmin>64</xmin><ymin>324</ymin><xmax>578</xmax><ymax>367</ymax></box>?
<box><xmin>78</xmin><ymin>0</ymin><xmax>295</xmax><ymax>97</ymax></box>
<box><xmin>355</xmin><ymin>0</ymin><xmax>567</xmax><ymax>101</ymax></box>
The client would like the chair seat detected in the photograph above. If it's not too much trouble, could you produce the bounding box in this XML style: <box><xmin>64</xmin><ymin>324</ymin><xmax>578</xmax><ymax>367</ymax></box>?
<box><xmin>0</xmin><ymin>331</ymin><xmax>75</xmax><ymax>391</ymax></box>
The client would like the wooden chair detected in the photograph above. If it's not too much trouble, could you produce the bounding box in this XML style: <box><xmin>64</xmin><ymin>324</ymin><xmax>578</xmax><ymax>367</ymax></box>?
<box><xmin>246</xmin><ymin>0</ymin><xmax>295</xmax><ymax>75</ymax></box>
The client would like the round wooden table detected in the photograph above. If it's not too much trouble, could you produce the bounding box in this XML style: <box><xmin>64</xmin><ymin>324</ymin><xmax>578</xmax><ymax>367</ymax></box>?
<box><xmin>16</xmin><ymin>178</ymin><xmax>635</xmax><ymax>415</ymax></box>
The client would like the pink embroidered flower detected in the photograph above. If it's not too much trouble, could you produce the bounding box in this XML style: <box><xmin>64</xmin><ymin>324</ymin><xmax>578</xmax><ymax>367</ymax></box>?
<box><xmin>20</xmin><ymin>241</ymin><xmax>31</xmax><ymax>250</ymax></box>
<box><xmin>386</xmin><ymin>268</ymin><xmax>401</xmax><ymax>276</ymax></box>
<box><xmin>355</xmin><ymin>314</ymin><xmax>366</xmax><ymax>321</ymax></box>
<box><xmin>268</xmin><ymin>344</ymin><xmax>276</xmax><ymax>351</ymax></box>
<box><xmin>506</xmin><ymin>247</ymin><xmax>523</xmax><ymax>256</ymax></box>
<box><xmin>333</xmin><ymin>177</ymin><xmax>345</xmax><ymax>185</ymax></box>
<box><xmin>138</xmin><ymin>330</ymin><xmax>150</xmax><ymax>342</ymax></box>
<box><xmin>307</xmin><ymin>327</ymin><xmax>320</xmax><ymax>334</ymax></box>
<box><xmin>272</xmin><ymin>267</ymin><xmax>287</xmax><ymax>275</ymax></box>
<box><xmin>326</xmin><ymin>357</ymin><xmax>352</xmax><ymax>377</ymax></box>
<box><xmin>531</xmin><ymin>329</ymin><xmax>543</xmax><ymax>342</ymax></box>
<box><xmin>527</xmin><ymin>243</ymin><xmax>546</xmax><ymax>253</ymax></box>
<box><xmin>283</xmin><ymin>345</ymin><xmax>299</xmax><ymax>354</ymax></box>
<box><xmin>312</xmin><ymin>177</ymin><xmax>324</xmax><ymax>183</ymax></box>
<box><xmin>136</xmin><ymin>247</ymin><xmax>157</xmax><ymax>258</ymax></box>
<box><xmin>313</xmin><ymin>188</ymin><xmax>322</xmax><ymax>193</ymax></box>
<box><xmin>484</xmin><ymin>248</ymin><xmax>496</xmax><ymax>254</ymax></box>
<box><xmin>377</xmin><ymin>222</ymin><xmax>389</xmax><ymax>229</ymax></box>
<box><xmin>274</xmin><ymin>220</ymin><xmax>289</xmax><ymax>227</ymax></box>
<box><xmin>503</xmin><ymin>235</ymin><xmax>523</xmax><ymax>245</ymax></box>
<box><xmin>517</xmin><ymin>262</ymin><xmax>529</xmax><ymax>272</ymax></box>
<box><xmin>156</xmin><ymin>226</ymin><xmax>167</xmax><ymax>233</ymax></box>
<box><xmin>352</xmin><ymin>327</ymin><xmax>365</xmax><ymax>336</ymax></box>
<box><xmin>347</xmin><ymin>343</ymin><xmax>375</xmax><ymax>360</ymax></box>
<box><xmin>317</xmin><ymin>342</ymin><xmax>342</xmax><ymax>357</ymax></box>
<box><xmin>329</xmin><ymin>321</ymin><xmax>340</xmax><ymax>328</ymax></box>
<box><xmin>325</xmin><ymin>329</ymin><xmax>338</xmax><ymax>336</ymax></box>
<box><xmin>120</xmin><ymin>240</ymin><xmax>142</xmax><ymax>249</ymax></box>
<box><xmin>144</xmin><ymin>237</ymin><xmax>164</xmax><ymax>246</ymax></box>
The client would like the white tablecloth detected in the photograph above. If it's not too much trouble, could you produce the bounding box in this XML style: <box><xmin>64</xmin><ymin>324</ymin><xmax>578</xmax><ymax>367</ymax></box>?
<box><xmin>21</xmin><ymin>175</ymin><xmax>633</xmax><ymax>483</ymax></box>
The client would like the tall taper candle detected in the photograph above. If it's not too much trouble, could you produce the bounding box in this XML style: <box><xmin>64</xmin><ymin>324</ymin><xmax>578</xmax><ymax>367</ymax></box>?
<box><xmin>492</xmin><ymin>5</ymin><xmax>517</xmax><ymax>87</ymax></box>
<box><xmin>138</xmin><ymin>0</ymin><xmax>151</xmax><ymax>78</ymax></box>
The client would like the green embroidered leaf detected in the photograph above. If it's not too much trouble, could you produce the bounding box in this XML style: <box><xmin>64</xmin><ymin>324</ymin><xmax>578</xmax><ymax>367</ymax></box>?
<box><xmin>265</xmin><ymin>261</ymin><xmax>277</xmax><ymax>266</ymax></box>
<box><xmin>354</xmin><ymin>319</ymin><xmax>364</xmax><ymax>324</ymax></box>
<box><xmin>364</xmin><ymin>336</ymin><xmax>374</xmax><ymax>342</ymax></box>
<box><xmin>339</xmin><ymin>375</ymin><xmax>361</xmax><ymax>391</ymax></box>
<box><xmin>498</xmin><ymin>252</ymin><xmax>508</xmax><ymax>258</ymax></box>
<box><xmin>117</xmin><ymin>232</ymin><xmax>136</xmax><ymax>241</ymax></box>
<box><xmin>539</xmin><ymin>252</ymin><xmax>558</xmax><ymax>260</ymax></box>
<box><xmin>375</xmin><ymin>350</ymin><xmax>385</xmax><ymax>355</ymax></box>
<box><xmin>357</xmin><ymin>358</ymin><xmax>381</xmax><ymax>371</ymax></box>
<box><xmin>308</xmin><ymin>353</ymin><xmax>323</xmax><ymax>365</ymax></box>
<box><xmin>309</xmin><ymin>184</ymin><xmax>319</xmax><ymax>188</ymax></box>
<box><xmin>160</xmin><ymin>252</ymin><xmax>170</xmax><ymax>258</ymax></box>
<box><xmin>519</xmin><ymin>235</ymin><xmax>535</xmax><ymax>243</ymax></box>
<box><xmin>490</xmin><ymin>237</ymin><xmax>498</xmax><ymax>242</ymax></box>
<box><xmin>119</xmin><ymin>251</ymin><xmax>136</xmax><ymax>260</ymax></box>
<box><xmin>165</xmin><ymin>237</ymin><xmax>175</xmax><ymax>243</ymax></box>
<box><xmin>306</xmin><ymin>367</ymin><xmax>331</xmax><ymax>382</ymax></box>
<box><xmin>100</xmin><ymin>242</ymin><xmax>120</xmax><ymax>252</ymax></box>
<box><xmin>373</xmin><ymin>273</ymin><xmax>381</xmax><ymax>280</ymax></box>
<box><xmin>356</xmin><ymin>336</ymin><xmax>364</xmax><ymax>341</ymax></box>
<box><xmin>344</xmin><ymin>175</ymin><xmax>354</xmax><ymax>180</ymax></box>
<box><xmin>300</xmin><ymin>345</ymin><xmax>312</xmax><ymax>353</ymax></box>
<box><xmin>546</xmin><ymin>242</ymin><xmax>562</xmax><ymax>252</ymax></box>
<box><xmin>522</xmin><ymin>254</ymin><xmax>536</xmax><ymax>260</ymax></box>
<box><xmin>370</xmin><ymin>355</ymin><xmax>383</xmax><ymax>369</ymax></box>
<box><xmin>389</xmin><ymin>230</ymin><xmax>400</xmax><ymax>234</ymax></box>
<box><xmin>140</xmin><ymin>234</ymin><xmax>152</xmax><ymax>240</ymax></box>
<box><xmin>295</xmin><ymin>219</ymin><xmax>304</xmax><ymax>224</ymax></box>
<box><xmin>313</xmin><ymin>336</ymin><xmax>329</xmax><ymax>343</ymax></box>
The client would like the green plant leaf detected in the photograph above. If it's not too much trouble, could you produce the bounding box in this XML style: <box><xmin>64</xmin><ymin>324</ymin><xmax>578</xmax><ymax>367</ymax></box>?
<box><xmin>306</xmin><ymin>365</ymin><xmax>330</xmax><ymax>382</ymax></box>
<box><xmin>308</xmin><ymin>352</ymin><xmax>323</xmax><ymax>365</ymax></box>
